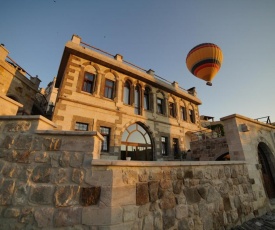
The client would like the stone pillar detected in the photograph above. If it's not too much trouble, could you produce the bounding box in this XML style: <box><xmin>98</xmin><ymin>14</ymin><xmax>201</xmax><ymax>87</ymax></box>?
<box><xmin>164</xmin><ymin>96</ymin><xmax>168</xmax><ymax>116</ymax></box>
<box><xmin>114</xmin><ymin>77</ymin><xmax>120</xmax><ymax>104</ymax></box>
<box><xmin>152</xmin><ymin>92</ymin><xmax>157</xmax><ymax>116</ymax></box>
<box><xmin>95</xmin><ymin>73</ymin><xmax>103</xmax><ymax>97</ymax></box>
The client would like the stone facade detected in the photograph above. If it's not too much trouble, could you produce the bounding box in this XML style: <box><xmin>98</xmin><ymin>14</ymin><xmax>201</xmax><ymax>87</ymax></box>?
<box><xmin>221</xmin><ymin>114</ymin><xmax>275</xmax><ymax>201</ymax></box>
<box><xmin>0</xmin><ymin>45</ymin><xmax>41</xmax><ymax>115</ymax></box>
<box><xmin>40</xmin><ymin>77</ymin><xmax>58</xmax><ymax>119</ymax></box>
<box><xmin>0</xmin><ymin>116</ymin><xmax>272</xmax><ymax>229</ymax></box>
<box><xmin>190</xmin><ymin>136</ymin><xmax>229</xmax><ymax>161</ymax></box>
<box><xmin>52</xmin><ymin>35</ymin><xmax>202</xmax><ymax>161</ymax></box>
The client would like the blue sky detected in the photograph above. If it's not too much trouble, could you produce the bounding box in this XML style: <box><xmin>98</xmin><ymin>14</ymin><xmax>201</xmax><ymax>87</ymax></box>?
<box><xmin>1</xmin><ymin>0</ymin><xmax>275</xmax><ymax>122</ymax></box>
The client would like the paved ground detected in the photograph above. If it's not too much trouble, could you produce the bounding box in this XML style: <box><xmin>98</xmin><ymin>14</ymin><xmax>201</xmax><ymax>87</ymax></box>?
<box><xmin>232</xmin><ymin>210</ymin><xmax>275</xmax><ymax>230</ymax></box>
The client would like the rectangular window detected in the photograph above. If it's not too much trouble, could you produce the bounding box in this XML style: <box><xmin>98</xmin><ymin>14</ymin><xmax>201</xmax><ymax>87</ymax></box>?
<box><xmin>82</xmin><ymin>72</ymin><xmax>95</xmax><ymax>93</ymax></box>
<box><xmin>169</xmin><ymin>102</ymin><xmax>176</xmax><ymax>117</ymax></box>
<box><xmin>189</xmin><ymin>109</ymin><xmax>195</xmax><ymax>123</ymax></box>
<box><xmin>104</xmin><ymin>79</ymin><xmax>115</xmax><ymax>99</ymax></box>
<box><xmin>161</xmin><ymin>136</ymin><xmax>168</xmax><ymax>156</ymax></box>
<box><xmin>144</xmin><ymin>88</ymin><xmax>150</xmax><ymax>110</ymax></box>
<box><xmin>157</xmin><ymin>98</ymin><xmax>164</xmax><ymax>114</ymax></box>
<box><xmin>181</xmin><ymin>106</ymin><xmax>187</xmax><ymax>121</ymax></box>
<box><xmin>100</xmin><ymin>127</ymin><xmax>110</xmax><ymax>152</ymax></box>
<box><xmin>123</xmin><ymin>81</ymin><xmax>131</xmax><ymax>105</ymax></box>
<box><xmin>75</xmin><ymin>122</ymin><xmax>89</xmax><ymax>131</ymax></box>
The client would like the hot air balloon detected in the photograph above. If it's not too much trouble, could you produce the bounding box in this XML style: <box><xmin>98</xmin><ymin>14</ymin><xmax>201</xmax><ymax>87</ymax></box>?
<box><xmin>186</xmin><ymin>43</ymin><xmax>223</xmax><ymax>86</ymax></box>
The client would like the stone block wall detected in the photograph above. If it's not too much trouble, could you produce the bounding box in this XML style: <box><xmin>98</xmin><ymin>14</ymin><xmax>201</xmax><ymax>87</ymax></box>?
<box><xmin>0</xmin><ymin>94</ymin><xmax>23</xmax><ymax>115</ymax></box>
<box><xmin>190</xmin><ymin>137</ymin><xmax>229</xmax><ymax>161</ymax></box>
<box><xmin>89</xmin><ymin>160</ymin><xmax>269</xmax><ymax>230</ymax></box>
<box><xmin>0</xmin><ymin>116</ymin><xmax>271</xmax><ymax>229</ymax></box>
<box><xmin>0</xmin><ymin>116</ymin><xmax>103</xmax><ymax>229</ymax></box>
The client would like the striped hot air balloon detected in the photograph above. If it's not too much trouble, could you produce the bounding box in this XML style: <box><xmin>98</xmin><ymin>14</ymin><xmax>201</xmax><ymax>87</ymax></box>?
<box><xmin>186</xmin><ymin>43</ymin><xmax>223</xmax><ymax>86</ymax></box>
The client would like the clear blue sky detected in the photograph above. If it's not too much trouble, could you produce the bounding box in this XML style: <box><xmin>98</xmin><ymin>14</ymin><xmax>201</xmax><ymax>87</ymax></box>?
<box><xmin>1</xmin><ymin>0</ymin><xmax>275</xmax><ymax>122</ymax></box>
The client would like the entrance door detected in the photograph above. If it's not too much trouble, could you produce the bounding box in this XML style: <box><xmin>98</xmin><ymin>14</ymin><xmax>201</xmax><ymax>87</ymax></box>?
<box><xmin>121</xmin><ymin>123</ymin><xmax>153</xmax><ymax>161</ymax></box>
<box><xmin>258</xmin><ymin>142</ymin><xmax>275</xmax><ymax>198</ymax></box>
<box><xmin>173</xmin><ymin>138</ymin><xmax>179</xmax><ymax>159</ymax></box>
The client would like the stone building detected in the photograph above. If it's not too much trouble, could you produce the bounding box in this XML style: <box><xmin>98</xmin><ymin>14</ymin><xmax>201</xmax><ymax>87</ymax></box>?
<box><xmin>0</xmin><ymin>36</ymin><xmax>275</xmax><ymax>229</ymax></box>
<box><xmin>0</xmin><ymin>44</ymin><xmax>42</xmax><ymax>115</ymax></box>
<box><xmin>40</xmin><ymin>77</ymin><xmax>58</xmax><ymax>119</ymax></box>
<box><xmin>52</xmin><ymin>35</ymin><xmax>202</xmax><ymax>161</ymax></box>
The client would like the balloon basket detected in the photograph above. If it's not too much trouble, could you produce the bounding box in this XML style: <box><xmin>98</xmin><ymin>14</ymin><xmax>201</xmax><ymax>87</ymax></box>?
<box><xmin>206</xmin><ymin>82</ymin><xmax>212</xmax><ymax>86</ymax></box>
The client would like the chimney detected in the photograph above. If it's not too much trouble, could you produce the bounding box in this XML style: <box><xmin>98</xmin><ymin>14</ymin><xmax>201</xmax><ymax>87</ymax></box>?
<box><xmin>71</xmin><ymin>34</ymin><xmax>81</xmax><ymax>44</ymax></box>
<box><xmin>30</xmin><ymin>75</ymin><xmax>41</xmax><ymax>88</ymax></box>
<box><xmin>172</xmin><ymin>81</ymin><xmax>179</xmax><ymax>89</ymax></box>
<box><xmin>115</xmin><ymin>54</ymin><xmax>123</xmax><ymax>62</ymax></box>
<box><xmin>147</xmin><ymin>69</ymin><xmax>155</xmax><ymax>76</ymax></box>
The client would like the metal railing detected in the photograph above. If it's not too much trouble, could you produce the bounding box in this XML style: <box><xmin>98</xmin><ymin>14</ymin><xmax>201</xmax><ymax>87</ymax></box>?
<box><xmin>6</xmin><ymin>55</ymin><xmax>34</xmax><ymax>79</ymax></box>
<box><xmin>255</xmin><ymin>116</ymin><xmax>271</xmax><ymax>124</ymax></box>
<box><xmin>80</xmin><ymin>41</ymin><xmax>191</xmax><ymax>94</ymax></box>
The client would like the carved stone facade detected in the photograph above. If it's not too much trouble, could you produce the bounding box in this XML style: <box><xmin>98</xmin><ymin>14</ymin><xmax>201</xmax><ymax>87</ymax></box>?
<box><xmin>52</xmin><ymin>35</ymin><xmax>202</xmax><ymax>161</ymax></box>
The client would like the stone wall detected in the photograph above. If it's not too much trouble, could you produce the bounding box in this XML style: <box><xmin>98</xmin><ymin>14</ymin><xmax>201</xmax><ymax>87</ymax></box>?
<box><xmin>0</xmin><ymin>116</ymin><xmax>103</xmax><ymax>229</ymax></box>
<box><xmin>0</xmin><ymin>116</ymin><xmax>271</xmax><ymax>229</ymax></box>
<box><xmin>0</xmin><ymin>94</ymin><xmax>23</xmax><ymax>116</ymax></box>
<box><xmin>87</xmin><ymin>160</ymin><xmax>269</xmax><ymax>230</ymax></box>
<box><xmin>189</xmin><ymin>137</ymin><xmax>229</xmax><ymax>161</ymax></box>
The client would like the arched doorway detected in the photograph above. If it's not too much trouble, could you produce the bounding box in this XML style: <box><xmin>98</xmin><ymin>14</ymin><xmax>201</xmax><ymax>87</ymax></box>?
<box><xmin>258</xmin><ymin>142</ymin><xmax>275</xmax><ymax>198</ymax></box>
<box><xmin>216</xmin><ymin>152</ymin><xmax>230</xmax><ymax>161</ymax></box>
<box><xmin>121</xmin><ymin>123</ymin><xmax>153</xmax><ymax>161</ymax></box>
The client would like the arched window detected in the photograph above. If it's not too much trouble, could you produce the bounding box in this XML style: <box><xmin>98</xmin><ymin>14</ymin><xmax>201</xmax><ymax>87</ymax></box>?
<box><xmin>104</xmin><ymin>79</ymin><xmax>115</xmax><ymax>99</ymax></box>
<box><xmin>156</xmin><ymin>91</ymin><xmax>165</xmax><ymax>115</ymax></box>
<box><xmin>121</xmin><ymin>123</ymin><xmax>153</xmax><ymax>161</ymax></box>
<box><xmin>134</xmin><ymin>85</ymin><xmax>141</xmax><ymax>115</ymax></box>
<box><xmin>123</xmin><ymin>81</ymin><xmax>131</xmax><ymax>105</ymax></box>
<box><xmin>144</xmin><ymin>87</ymin><xmax>151</xmax><ymax>110</ymax></box>
<box><xmin>168</xmin><ymin>97</ymin><xmax>176</xmax><ymax>118</ymax></box>
<box><xmin>82</xmin><ymin>72</ymin><xmax>96</xmax><ymax>93</ymax></box>
<box><xmin>189</xmin><ymin>106</ymin><xmax>195</xmax><ymax>123</ymax></box>
<box><xmin>181</xmin><ymin>105</ymin><xmax>187</xmax><ymax>121</ymax></box>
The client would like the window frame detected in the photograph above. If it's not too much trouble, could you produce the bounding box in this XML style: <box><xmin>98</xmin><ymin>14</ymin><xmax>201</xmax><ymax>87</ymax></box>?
<box><xmin>100</xmin><ymin>126</ymin><xmax>111</xmax><ymax>152</ymax></box>
<box><xmin>82</xmin><ymin>72</ymin><xmax>96</xmax><ymax>94</ymax></box>
<box><xmin>181</xmin><ymin>106</ymin><xmax>187</xmax><ymax>121</ymax></box>
<box><xmin>104</xmin><ymin>79</ymin><xmax>115</xmax><ymax>99</ymax></box>
<box><xmin>169</xmin><ymin>102</ymin><xmax>176</xmax><ymax>118</ymax></box>
<box><xmin>189</xmin><ymin>108</ymin><xmax>195</xmax><ymax>123</ymax></box>
<box><xmin>161</xmin><ymin>136</ymin><xmax>168</xmax><ymax>156</ymax></box>
<box><xmin>75</xmin><ymin>122</ymin><xmax>89</xmax><ymax>131</ymax></box>
<box><xmin>157</xmin><ymin>98</ymin><xmax>164</xmax><ymax>114</ymax></box>
<box><xmin>143</xmin><ymin>87</ymin><xmax>151</xmax><ymax>111</ymax></box>
<box><xmin>123</xmin><ymin>80</ymin><xmax>131</xmax><ymax>105</ymax></box>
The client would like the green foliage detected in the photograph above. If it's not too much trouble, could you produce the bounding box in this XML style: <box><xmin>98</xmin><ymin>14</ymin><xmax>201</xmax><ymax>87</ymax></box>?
<box><xmin>206</xmin><ymin>124</ymin><xmax>225</xmax><ymax>137</ymax></box>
